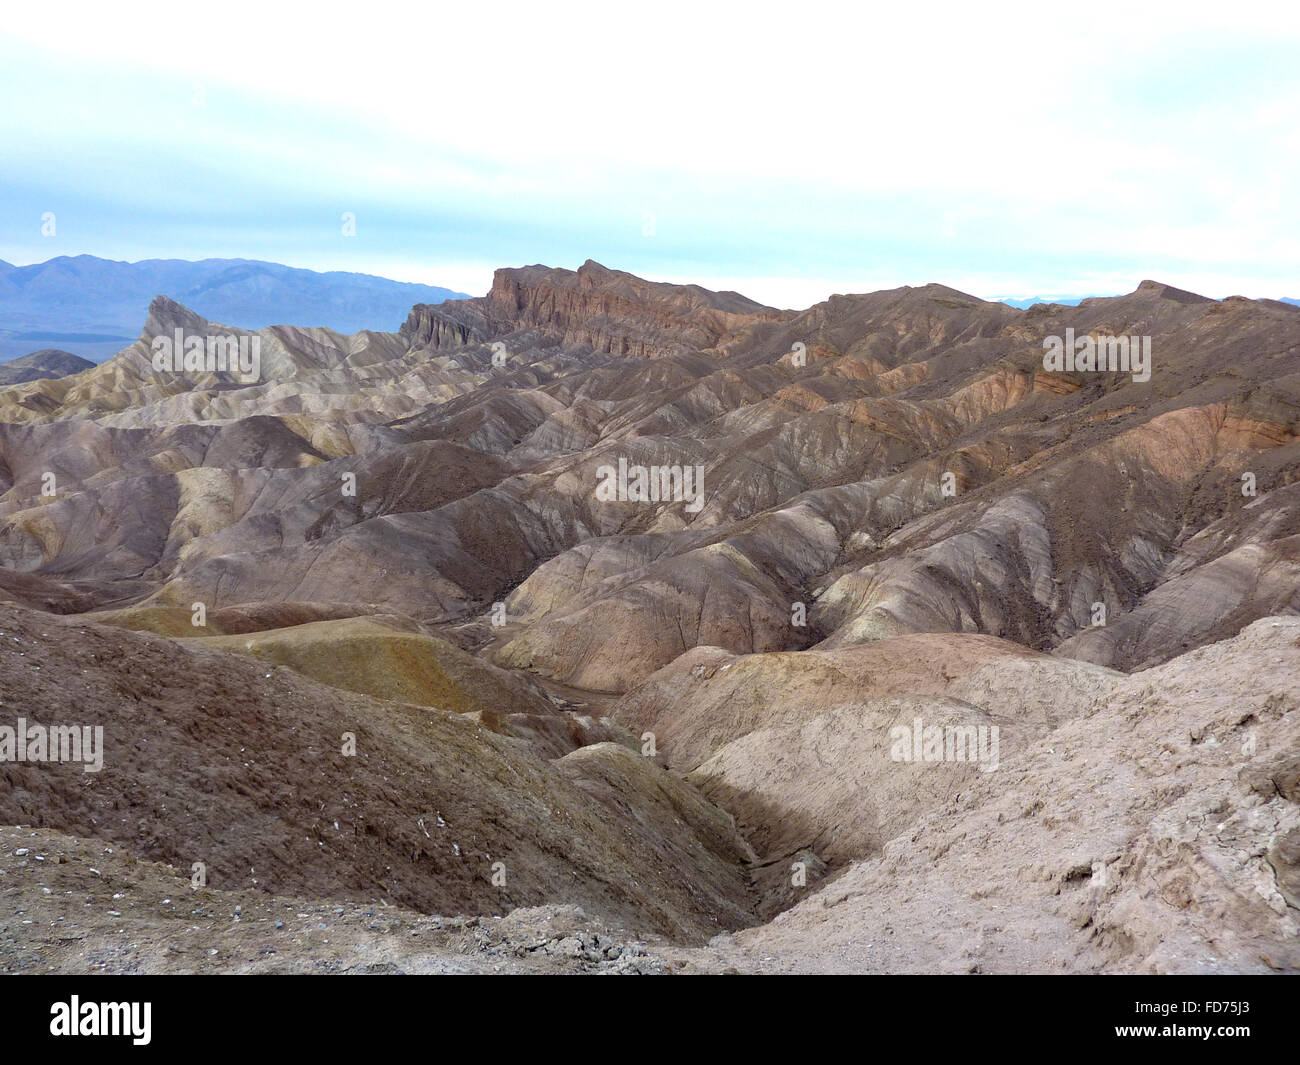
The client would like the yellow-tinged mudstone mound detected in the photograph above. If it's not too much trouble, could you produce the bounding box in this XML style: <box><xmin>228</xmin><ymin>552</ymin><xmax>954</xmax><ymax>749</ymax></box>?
<box><xmin>190</xmin><ymin>615</ymin><xmax>555</xmax><ymax>717</ymax></box>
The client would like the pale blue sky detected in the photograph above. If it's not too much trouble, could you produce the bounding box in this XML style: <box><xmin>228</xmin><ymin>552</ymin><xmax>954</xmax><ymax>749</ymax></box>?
<box><xmin>2</xmin><ymin>1</ymin><xmax>1297</xmax><ymax>307</ymax></box>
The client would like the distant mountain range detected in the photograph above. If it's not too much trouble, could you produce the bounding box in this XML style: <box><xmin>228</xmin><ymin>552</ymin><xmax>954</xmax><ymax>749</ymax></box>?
<box><xmin>996</xmin><ymin>296</ymin><xmax>1087</xmax><ymax>309</ymax></box>
<box><xmin>0</xmin><ymin>255</ymin><xmax>469</xmax><ymax>363</ymax></box>
<box><xmin>1002</xmin><ymin>295</ymin><xmax>1300</xmax><ymax>309</ymax></box>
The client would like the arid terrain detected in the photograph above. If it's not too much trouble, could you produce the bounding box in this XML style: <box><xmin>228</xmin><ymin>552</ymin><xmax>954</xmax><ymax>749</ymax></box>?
<box><xmin>1</xmin><ymin>261</ymin><xmax>1298</xmax><ymax>973</ymax></box>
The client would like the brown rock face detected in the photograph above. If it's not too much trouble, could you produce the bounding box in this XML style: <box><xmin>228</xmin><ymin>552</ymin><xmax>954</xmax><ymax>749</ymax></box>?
<box><xmin>402</xmin><ymin>259</ymin><xmax>788</xmax><ymax>358</ymax></box>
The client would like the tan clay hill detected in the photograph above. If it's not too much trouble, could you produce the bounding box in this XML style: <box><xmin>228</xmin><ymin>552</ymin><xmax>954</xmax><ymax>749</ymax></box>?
<box><xmin>0</xmin><ymin>261</ymin><xmax>1296</xmax><ymax>972</ymax></box>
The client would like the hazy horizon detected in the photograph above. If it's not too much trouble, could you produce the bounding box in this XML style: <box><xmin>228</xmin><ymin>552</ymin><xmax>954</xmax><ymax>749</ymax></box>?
<box><xmin>2</xmin><ymin>1</ymin><xmax>1296</xmax><ymax>308</ymax></box>
<box><xmin>1</xmin><ymin>251</ymin><xmax>1293</xmax><ymax>313</ymax></box>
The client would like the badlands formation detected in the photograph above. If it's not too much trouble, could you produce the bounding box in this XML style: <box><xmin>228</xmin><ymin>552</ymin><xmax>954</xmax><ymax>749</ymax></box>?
<box><xmin>0</xmin><ymin>260</ymin><xmax>1298</xmax><ymax>973</ymax></box>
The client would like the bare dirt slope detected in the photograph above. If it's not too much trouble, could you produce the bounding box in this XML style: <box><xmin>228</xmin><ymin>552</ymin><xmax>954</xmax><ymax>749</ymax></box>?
<box><xmin>679</xmin><ymin>617</ymin><xmax>1300</xmax><ymax>973</ymax></box>
<box><xmin>0</xmin><ymin>603</ymin><xmax>755</xmax><ymax>942</ymax></box>
<box><xmin>0</xmin><ymin>825</ymin><xmax>676</xmax><ymax>975</ymax></box>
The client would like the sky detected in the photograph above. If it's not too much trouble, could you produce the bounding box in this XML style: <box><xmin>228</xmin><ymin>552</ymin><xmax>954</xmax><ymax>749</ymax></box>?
<box><xmin>1</xmin><ymin>0</ymin><xmax>1298</xmax><ymax>308</ymax></box>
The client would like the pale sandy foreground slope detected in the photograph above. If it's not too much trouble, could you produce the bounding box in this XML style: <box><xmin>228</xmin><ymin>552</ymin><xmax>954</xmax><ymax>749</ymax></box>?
<box><xmin>3</xmin><ymin>617</ymin><xmax>1296</xmax><ymax>974</ymax></box>
<box><xmin>678</xmin><ymin>617</ymin><xmax>1300</xmax><ymax>973</ymax></box>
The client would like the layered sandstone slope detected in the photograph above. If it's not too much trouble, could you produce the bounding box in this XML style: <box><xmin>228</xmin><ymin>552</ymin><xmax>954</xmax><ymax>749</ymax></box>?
<box><xmin>401</xmin><ymin>259</ymin><xmax>788</xmax><ymax>359</ymax></box>
<box><xmin>683</xmin><ymin>617</ymin><xmax>1300</xmax><ymax>974</ymax></box>
<box><xmin>1056</xmin><ymin>480</ymin><xmax>1300</xmax><ymax>669</ymax></box>
<box><xmin>0</xmin><ymin>602</ymin><xmax>755</xmax><ymax>941</ymax></box>
<box><xmin>0</xmin><ymin>296</ymin><xmax>479</xmax><ymax>428</ymax></box>
<box><xmin>0</xmin><ymin>264</ymin><xmax>1297</xmax><ymax>685</ymax></box>
<box><xmin>478</xmin><ymin>278</ymin><xmax>1300</xmax><ymax>688</ymax></box>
